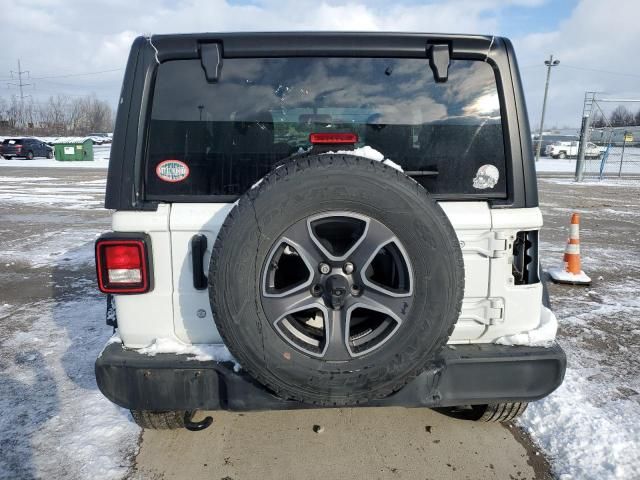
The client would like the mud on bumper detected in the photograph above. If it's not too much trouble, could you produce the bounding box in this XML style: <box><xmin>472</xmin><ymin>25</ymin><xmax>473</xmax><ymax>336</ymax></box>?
<box><xmin>96</xmin><ymin>342</ymin><xmax>566</xmax><ymax>411</ymax></box>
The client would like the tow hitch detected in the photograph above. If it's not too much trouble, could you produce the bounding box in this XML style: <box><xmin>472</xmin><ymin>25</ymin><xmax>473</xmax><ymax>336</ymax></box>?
<box><xmin>184</xmin><ymin>411</ymin><xmax>213</xmax><ymax>431</ymax></box>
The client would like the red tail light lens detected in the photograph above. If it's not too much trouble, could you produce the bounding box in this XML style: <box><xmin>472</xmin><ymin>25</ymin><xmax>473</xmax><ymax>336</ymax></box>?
<box><xmin>309</xmin><ymin>132</ymin><xmax>358</xmax><ymax>144</ymax></box>
<box><xmin>96</xmin><ymin>238</ymin><xmax>151</xmax><ymax>294</ymax></box>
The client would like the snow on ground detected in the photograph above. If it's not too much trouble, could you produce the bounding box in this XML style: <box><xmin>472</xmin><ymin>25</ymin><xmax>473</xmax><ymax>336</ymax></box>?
<box><xmin>0</xmin><ymin>169</ymin><xmax>139</xmax><ymax>479</ymax></box>
<box><xmin>518</xmin><ymin>177</ymin><xmax>640</xmax><ymax>479</ymax></box>
<box><xmin>1</xmin><ymin>299</ymin><xmax>140</xmax><ymax>479</ymax></box>
<box><xmin>536</xmin><ymin>157</ymin><xmax>578</xmax><ymax>173</ymax></box>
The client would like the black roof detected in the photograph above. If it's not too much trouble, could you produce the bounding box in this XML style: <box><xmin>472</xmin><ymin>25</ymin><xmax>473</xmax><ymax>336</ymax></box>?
<box><xmin>149</xmin><ymin>32</ymin><xmax>499</xmax><ymax>61</ymax></box>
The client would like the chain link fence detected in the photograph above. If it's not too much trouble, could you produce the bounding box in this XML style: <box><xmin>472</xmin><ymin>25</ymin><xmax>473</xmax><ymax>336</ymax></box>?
<box><xmin>582</xmin><ymin>127</ymin><xmax>640</xmax><ymax>179</ymax></box>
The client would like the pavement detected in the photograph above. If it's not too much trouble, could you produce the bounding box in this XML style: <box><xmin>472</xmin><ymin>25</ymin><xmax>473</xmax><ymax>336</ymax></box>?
<box><xmin>132</xmin><ymin>408</ymin><xmax>547</xmax><ymax>480</ymax></box>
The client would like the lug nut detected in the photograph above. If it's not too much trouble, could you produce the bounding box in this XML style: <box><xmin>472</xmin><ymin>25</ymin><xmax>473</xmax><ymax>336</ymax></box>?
<box><xmin>311</xmin><ymin>284</ymin><xmax>323</xmax><ymax>296</ymax></box>
<box><xmin>318</xmin><ymin>262</ymin><xmax>331</xmax><ymax>275</ymax></box>
<box><xmin>350</xmin><ymin>284</ymin><xmax>361</xmax><ymax>296</ymax></box>
<box><xmin>343</xmin><ymin>262</ymin><xmax>355</xmax><ymax>274</ymax></box>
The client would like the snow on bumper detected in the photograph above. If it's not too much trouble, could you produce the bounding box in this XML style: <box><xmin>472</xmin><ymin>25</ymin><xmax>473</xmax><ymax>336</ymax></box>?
<box><xmin>495</xmin><ymin>306</ymin><xmax>558</xmax><ymax>347</ymax></box>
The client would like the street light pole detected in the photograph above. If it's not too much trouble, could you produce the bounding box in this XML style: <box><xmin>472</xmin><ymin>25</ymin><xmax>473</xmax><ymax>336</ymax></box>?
<box><xmin>535</xmin><ymin>54</ymin><xmax>560</xmax><ymax>162</ymax></box>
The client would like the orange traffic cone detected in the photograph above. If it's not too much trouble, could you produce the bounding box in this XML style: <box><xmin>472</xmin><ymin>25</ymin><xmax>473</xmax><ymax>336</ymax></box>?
<box><xmin>548</xmin><ymin>213</ymin><xmax>591</xmax><ymax>285</ymax></box>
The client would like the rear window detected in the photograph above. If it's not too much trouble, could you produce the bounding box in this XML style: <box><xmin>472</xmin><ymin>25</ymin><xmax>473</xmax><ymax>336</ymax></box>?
<box><xmin>2</xmin><ymin>139</ymin><xmax>22</xmax><ymax>145</ymax></box>
<box><xmin>145</xmin><ymin>57</ymin><xmax>507</xmax><ymax>199</ymax></box>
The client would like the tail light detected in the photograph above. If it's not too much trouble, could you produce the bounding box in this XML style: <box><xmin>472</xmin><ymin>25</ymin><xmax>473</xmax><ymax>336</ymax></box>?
<box><xmin>95</xmin><ymin>234</ymin><xmax>152</xmax><ymax>294</ymax></box>
<box><xmin>309</xmin><ymin>132</ymin><xmax>358</xmax><ymax>144</ymax></box>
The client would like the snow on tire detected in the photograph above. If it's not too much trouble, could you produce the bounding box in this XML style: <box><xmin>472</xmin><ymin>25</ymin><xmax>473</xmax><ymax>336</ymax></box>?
<box><xmin>208</xmin><ymin>154</ymin><xmax>465</xmax><ymax>406</ymax></box>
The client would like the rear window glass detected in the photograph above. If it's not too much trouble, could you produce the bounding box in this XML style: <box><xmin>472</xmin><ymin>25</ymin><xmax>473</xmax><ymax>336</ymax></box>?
<box><xmin>145</xmin><ymin>57</ymin><xmax>506</xmax><ymax>198</ymax></box>
<box><xmin>3</xmin><ymin>139</ymin><xmax>22</xmax><ymax>145</ymax></box>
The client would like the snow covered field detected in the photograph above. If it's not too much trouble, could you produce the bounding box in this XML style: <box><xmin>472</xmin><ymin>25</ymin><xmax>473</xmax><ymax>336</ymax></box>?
<box><xmin>0</xmin><ymin>165</ymin><xmax>639</xmax><ymax>479</ymax></box>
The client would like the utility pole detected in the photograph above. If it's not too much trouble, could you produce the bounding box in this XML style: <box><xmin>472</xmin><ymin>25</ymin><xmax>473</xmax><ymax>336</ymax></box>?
<box><xmin>9</xmin><ymin>60</ymin><xmax>31</xmax><ymax>104</ymax></box>
<box><xmin>535</xmin><ymin>54</ymin><xmax>560</xmax><ymax>162</ymax></box>
<box><xmin>8</xmin><ymin>60</ymin><xmax>32</xmax><ymax>127</ymax></box>
<box><xmin>575</xmin><ymin>92</ymin><xmax>596</xmax><ymax>182</ymax></box>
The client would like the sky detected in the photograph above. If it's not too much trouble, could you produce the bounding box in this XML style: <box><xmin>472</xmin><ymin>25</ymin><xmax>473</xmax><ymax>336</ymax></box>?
<box><xmin>2</xmin><ymin>0</ymin><xmax>639</xmax><ymax>129</ymax></box>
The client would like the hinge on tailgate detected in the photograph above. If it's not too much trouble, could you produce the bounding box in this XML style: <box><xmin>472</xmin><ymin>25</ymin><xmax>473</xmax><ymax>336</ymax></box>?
<box><xmin>459</xmin><ymin>298</ymin><xmax>505</xmax><ymax>326</ymax></box>
<box><xmin>489</xmin><ymin>232</ymin><xmax>510</xmax><ymax>258</ymax></box>
<box><xmin>460</xmin><ymin>232</ymin><xmax>510</xmax><ymax>258</ymax></box>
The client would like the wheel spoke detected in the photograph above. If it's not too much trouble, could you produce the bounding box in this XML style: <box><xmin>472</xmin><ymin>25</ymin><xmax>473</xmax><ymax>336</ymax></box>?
<box><xmin>350</xmin><ymin>219</ymin><xmax>397</xmax><ymax>274</ymax></box>
<box><xmin>281</xmin><ymin>219</ymin><xmax>325</xmax><ymax>268</ymax></box>
<box><xmin>322</xmin><ymin>309</ymin><xmax>352</xmax><ymax>361</ymax></box>
<box><xmin>352</xmin><ymin>287</ymin><xmax>412</xmax><ymax>323</ymax></box>
<box><xmin>261</xmin><ymin>289</ymin><xmax>321</xmax><ymax>324</ymax></box>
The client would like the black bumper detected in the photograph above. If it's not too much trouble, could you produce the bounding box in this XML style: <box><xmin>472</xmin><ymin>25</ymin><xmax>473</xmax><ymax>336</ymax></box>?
<box><xmin>96</xmin><ymin>342</ymin><xmax>566</xmax><ymax>411</ymax></box>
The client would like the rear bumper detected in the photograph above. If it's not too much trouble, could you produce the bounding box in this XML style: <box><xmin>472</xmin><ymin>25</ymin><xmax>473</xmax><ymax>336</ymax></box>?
<box><xmin>96</xmin><ymin>342</ymin><xmax>566</xmax><ymax>411</ymax></box>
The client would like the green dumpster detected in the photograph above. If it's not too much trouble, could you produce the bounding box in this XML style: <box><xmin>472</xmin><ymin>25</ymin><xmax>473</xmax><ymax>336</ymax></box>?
<box><xmin>53</xmin><ymin>137</ymin><xmax>94</xmax><ymax>161</ymax></box>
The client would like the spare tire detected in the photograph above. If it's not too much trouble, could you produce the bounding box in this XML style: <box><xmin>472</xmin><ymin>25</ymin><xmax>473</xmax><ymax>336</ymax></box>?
<box><xmin>209</xmin><ymin>154</ymin><xmax>464</xmax><ymax>406</ymax></box>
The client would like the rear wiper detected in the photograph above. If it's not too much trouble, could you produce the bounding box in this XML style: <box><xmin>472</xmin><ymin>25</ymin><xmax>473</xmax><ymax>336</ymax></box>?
<box><xmin>404</xmin><ymin>170</ymin><xmax>439</xmax><ymax>176</ymax></box>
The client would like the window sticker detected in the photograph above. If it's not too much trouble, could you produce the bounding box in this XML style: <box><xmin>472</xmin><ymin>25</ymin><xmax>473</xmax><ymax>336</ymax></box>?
<box><xmin>473</xmin><ymin>164</ymin><xmax>499</xmax><ymax>189</ymax></box>
<box><xmin>156</xmin><ymin>159</ymin><xmax>190</xmax><ymax>183</ymax></box>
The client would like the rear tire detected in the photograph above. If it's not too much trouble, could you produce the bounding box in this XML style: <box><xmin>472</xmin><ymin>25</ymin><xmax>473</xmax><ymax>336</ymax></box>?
<box><xmin>434</xmin><ymin>402</ymin><xmax>528</xmax><ymax>423</ymax></box>
<box><xmin>558</xmin><ymin>151</ymin><xmax>567</xmax><ymax>159</ymax></box>
<box><xmin>130</xmin><ymin>410</ymin><xmax>186</xmax><ymax>430</ymax></box>
<box><xmin>479</xmin><ymin>402</ymin><xmax>528</xmax><ymax>422</ymax></box>
<box><xmin>26</xmin><ymin>151</ymin><xmax>34</xmax><ymax>160</ymax></box>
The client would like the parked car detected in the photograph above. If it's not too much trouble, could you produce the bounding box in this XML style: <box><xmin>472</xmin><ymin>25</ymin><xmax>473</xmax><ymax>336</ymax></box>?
<box><xmin>94</xmin><ymin>33</ymin><xmax>565</xmax><ymax>431</ymax></box>
<box><xmin>545</xmin><ymin>141</ymin><xmax>601</xmax><ymax>159</ymax></box>
<box><xmin>88</xmin><ymin>133</ymin><xmax>112</xmax><ymax>145</ymax></box>
<box><xmin>0</xmin><ymin>137</ymin><xmax>53</xmax><ymax>159</ymax></box>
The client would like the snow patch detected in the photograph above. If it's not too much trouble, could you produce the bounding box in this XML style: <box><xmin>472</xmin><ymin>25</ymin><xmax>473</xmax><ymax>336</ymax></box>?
<box><xmin>495</xmin><ymin>305</ymin><xmax>558</xmax><ymax>346</ymax></box>
<box><xmin>547</xmin><ymin>267</ymin><xmax>592</xmax><ymax>285</ymax></box>
<box><xmin>136</xmin><ymin>337</ymin><xmax>240</xmax><ymax>371</ymax></box>
<box><xmin>325</xmin><ymin>146</ymin><xmax>404</xmax><ymax>172</ymax></box>
<box><xmin>0</xmin><ymin>299</ymin><xmax>139</xmax><ymax>479</ymax></box>
<box><xmin>520</xmin><ymin>369</ymin><xmax>640</xmax><ymax>479</ymax></box>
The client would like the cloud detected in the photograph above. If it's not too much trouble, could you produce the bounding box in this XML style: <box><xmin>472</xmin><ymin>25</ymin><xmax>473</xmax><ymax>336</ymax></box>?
<box><xmin>514</xmin><ymin>0</ymin><xmax>640</xmax><ymax>127</ymax></box>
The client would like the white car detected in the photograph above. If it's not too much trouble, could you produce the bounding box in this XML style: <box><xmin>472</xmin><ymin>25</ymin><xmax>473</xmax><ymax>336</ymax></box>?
<box><xmin>545</xmin><ymin>141</ymin><xmax>601</xmax><ymax>159</ymax></box>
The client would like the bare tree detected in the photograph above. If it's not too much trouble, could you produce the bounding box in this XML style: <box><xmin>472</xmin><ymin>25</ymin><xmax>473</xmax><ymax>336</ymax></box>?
<box><xmin>0</xmin><ymin>94</ymin><xmax>114</xmax><ymax>135</ymax></box>
<box><xmin>591</xmin><ymin>113</ymin><xmax>607</xmax><ymax>128</ymax></box>
<box><xmin>609</xmin><ymin>105</ymin><xmax>635</xmax><ymax>127</ymax></box>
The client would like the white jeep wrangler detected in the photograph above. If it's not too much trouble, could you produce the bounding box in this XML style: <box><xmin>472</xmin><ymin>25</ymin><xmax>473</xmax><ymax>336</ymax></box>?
<box><xmin>95</xmin><ymin>32</ymin><xmax>565</xmax><ymax>431</ymax></box>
